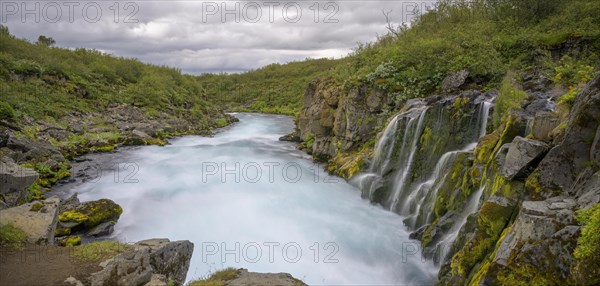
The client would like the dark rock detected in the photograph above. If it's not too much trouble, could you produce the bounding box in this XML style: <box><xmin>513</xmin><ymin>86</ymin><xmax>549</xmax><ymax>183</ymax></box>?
<box><xmin>525</xmin><ymin>98</ymin><xmax>556</xmax><ymax>114</ymax></box>
<box><xmin>537</xmin><ymin>76</ymin><xmax>600</xmax><ymax>193</ymax></box>
<box><xmin>441</xmin><ymin>69</ymin><xmax>469</xmax><ymax>90</ymax></box>
<box><xmin>86</xmin><ymin>221</ymin><xmax>115</xmax><ymax>237</ymax></box>
<box><xmin>0</xmin><ymin>129</ymin><xmax>8</xmax><ymax>147</ymax></box>
<box><xmin>409</xmin><ymin>224</ymin><xmax>430</xmax><ymax>240</ymax></box>
<box><xmin>279</xmin><ymin>131</ymin><xmax>300</xmax><ymax>142</ymax></box>
<box><xmin>59</xmin><ymin>193</ymin><xmax>80</xmax><ymax>213</ymax></box>
<box><xmin>500</xmin><ymin>136</ymin><xmax>549</xmax><ymax>180</ymax></box>
<box><xmin>0</xmin><ymin>156</ymin><xmax>38</xmax><ymax>207</ymax></box>
<box><xmin>531</xmin><ymin>112</ymin><xmax>559</xmax><ymax>141</ymax></box>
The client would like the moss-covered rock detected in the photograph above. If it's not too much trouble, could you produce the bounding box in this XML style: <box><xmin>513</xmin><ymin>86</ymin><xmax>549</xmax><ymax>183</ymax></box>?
<box><xmin>59</xmin><ymin>235</ymin><xmax>81</xmax><ymax>247</ymax></box>
<box><xmin>57</xmin><ymin>199</ymin><xmax>123</xmax><ymax>236</ymax></box>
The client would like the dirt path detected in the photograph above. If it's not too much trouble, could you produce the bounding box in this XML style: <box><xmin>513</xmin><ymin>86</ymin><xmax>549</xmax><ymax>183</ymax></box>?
<box><xmin>0</xmin><ymin>245</ymin><xmax>100</xmax><ymax>286</ymax></box>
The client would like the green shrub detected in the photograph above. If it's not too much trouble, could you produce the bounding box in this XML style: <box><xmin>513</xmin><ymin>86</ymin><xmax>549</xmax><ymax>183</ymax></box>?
<box><xmin>0</xmin><ymin>224</ymin><xmax>28</xmax><ymax>249</ymax></box>
<box><xmin>187</xmin><ymin>268</ymin><xmax>240</xmax><ymax>286</ymax></box>
<box><xmin>574</xmin><ymin>203</ymin><xmax>600</xmax><ymax>261</ymax></box>
<box><xmin>493</xmin><ymin>73</ymin><xmax>528</xmax><ymax>128</ymax></box>
<box><xmin>0</xmin><ymin>102</ymin><xmax>15</xmax><ymax>120</ymax></box>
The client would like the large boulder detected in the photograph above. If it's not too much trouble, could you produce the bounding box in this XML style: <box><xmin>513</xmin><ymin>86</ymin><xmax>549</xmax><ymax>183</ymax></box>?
<box><xmin>441</xmin><ymin>69</ymin><xmax>469</xmax><ymax>90</ymax></box>
<box><xmin>0</xmin><ymin>156</ymin><xmax>38</xmax><ymax>207</ymax></box>
<box><xmin>89</xmin><ymin>239</ymin><xmax>194</xmax><ymax>286</ymax></box>
<box><xmin>500</xmin><ymin>136</ymin><xmax>549</xmax><ymax>180</ymax></box>
<box><xmin>0</xmin><ymin>196</ymin><xmax>59</xmax><ymax>244</ymax></box>
<box><xmin>56</xmin><ymin>199</ymin><xmax>123</xmax><ymax>237</ymax></box>
<box><xmin>135</xmin><ymin>239</ymin><xmax>194</xmax><ymax>284</ymax></box>
<box><xmin>90</xmin><ymin>246</ymin><xmax>153</xmax><ymax>286</ymax></box>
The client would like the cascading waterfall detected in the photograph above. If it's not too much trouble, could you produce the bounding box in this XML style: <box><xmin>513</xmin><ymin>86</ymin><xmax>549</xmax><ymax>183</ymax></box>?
<box><xmin>389</xmin><ymin>108</ymin><xmax>428</xmax><ymax>212</ymax></box>
<box><xmin>353</xmin><ymin>115</ymin><xmax>401</xmax><ymax>199</ymax></box>
<box><xmin>356</xmin><ymin>99</ymin><xmax>494</xmax><ymax>266</ymax></box>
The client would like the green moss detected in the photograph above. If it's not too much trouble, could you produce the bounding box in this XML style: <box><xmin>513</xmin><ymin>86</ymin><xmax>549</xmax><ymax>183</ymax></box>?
<box><xmin>0</xmin><ymin>224</ymin><xmax>28</xmax><ymax>250</ymax></box>
<box><xmin>54</xmin><ymin>225</ymin><xmax>71</xmax><ymax>237</ymax></box>
<box><xmin>215</xmin><ymin>118</ymin><xmax>229</xmax><ymax>128</ymax></box>
<box><xmin>559</xmin><ymin>87</ymin><xmax>581</xmax><ymax>106</ymax></box>
<box><xmin>60</xmin><ymin>199</ymin><xmax>124</xmax><ymax>229</ymax></box>
<box><xmin>29</xmin><ymin>202</ymin><xmax>43</xmax><ymax>212</ymax></box>
<box><xmin>93</xmin><ymin>145</ymin><xmax>116</xmax><ymax>152</ymax></box>
<box><xmin>59</xmin><ymin>211</ymin><xmax>89</xmax><ymax>223</ymax></box>
<box><xmin>478</xmin><ymin>199</ymin><xmax>513</xmax><ymax>237</ymax></box>
<box><xmin>27</xmin><ymin>183</ymin><xmax>45</xmax><ymax>201</ymax></box>
<box><xmin>525</xmin><ymin>170</ymin><xmax>543</xmax><ymax>193</ymax></box>
<box><xmin>60</xmin><ymin>235</ymin><xmax>81</xmax><ymax>247</ymax></box>
<box><xmin>574</xmin><ymin>203</ymin><xmax>600</xmax><ymax>260</ymax></box>
<box><xmin>144</xmin><ymin>138</ymin><xmax>167</xmax><ymax>146</ymax></box>
<box><xmin>72</xmin><ymin>240</ymin><xmax>132</xmax><ymax>261</ymax></box>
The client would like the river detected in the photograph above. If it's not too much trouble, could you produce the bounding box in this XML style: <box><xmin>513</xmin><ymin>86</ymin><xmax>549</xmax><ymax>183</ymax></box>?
<box><xmin>54</xmin><ymin>113</ymin><xmax>435</xmax><ymax>285</ymax></box>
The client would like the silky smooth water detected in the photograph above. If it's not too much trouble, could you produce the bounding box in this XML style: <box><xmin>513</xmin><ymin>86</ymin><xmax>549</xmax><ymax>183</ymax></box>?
<box><xmin>60</xmin><ymin>113</ymin><xmax>435</xmax><ymax>285</ymax></box>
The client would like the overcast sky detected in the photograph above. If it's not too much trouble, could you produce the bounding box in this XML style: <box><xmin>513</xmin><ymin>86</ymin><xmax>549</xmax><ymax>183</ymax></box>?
<box><xmin>2</xmin><ymin>1</ymin><xmax>437</xmax><ymax>74</ymax></box>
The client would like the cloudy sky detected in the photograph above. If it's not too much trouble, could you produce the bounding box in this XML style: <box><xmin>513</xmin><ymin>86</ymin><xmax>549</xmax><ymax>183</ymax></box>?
<box><xmin>2</xmin><ymin>1</ymin><xmax>437</xmax><ymax>74</ymax></box>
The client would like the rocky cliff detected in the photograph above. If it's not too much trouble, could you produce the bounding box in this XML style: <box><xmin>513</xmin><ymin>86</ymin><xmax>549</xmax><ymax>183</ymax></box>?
<box><xmin>294</xmin><ymin>71</ymin><xmax>599</xmax><ymax>285</ymax></box>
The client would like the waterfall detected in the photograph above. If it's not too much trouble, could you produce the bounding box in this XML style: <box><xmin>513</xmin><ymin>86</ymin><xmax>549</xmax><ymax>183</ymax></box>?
<box><xmin>356</xmin><ymin>100</ymin><xmax>493</xmax><ymax>248</ymax></box>
<box><xmin>432</xmin><ymin>185</ymin><xmax>485</xmax><ymax>264</ymax></box>
<box><xmin>389</xmin><ymin>108</ymin><xmax>428</xmax><ymax>212</ymax></box>
<box><xmin>354</xmin><ymin>100</ymin><xmax>494</xmax><ymax>266</ymax></box>
<box><xmin>352</xmin><ymin>115</ymin><xmax>401</xmax><ymax>199</ymax></box>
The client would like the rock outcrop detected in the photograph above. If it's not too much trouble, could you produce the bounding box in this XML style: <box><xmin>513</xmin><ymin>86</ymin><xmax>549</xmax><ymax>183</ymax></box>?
<box><xmin>500</xmin><ymin>136</ymin><xmax>549</xmax><ymax>180</ymax></box>
<box><xmin>0</xmin><ymin>196</ymin><xmax>59</xmax><ymax>244</ymax></box>
<box><xmin>225</xmin><ymin>269</ymin><xmax>307</xmax><ymax>286</ymax></box>
<box><xmin>0</xmin><ymin>156</ymin><xmax>38</xmax><ymax>207</ymax></box>
<box><xmin>89</xmin><ymin>239</ymin><xmax>194</xmax><ymax>286</ymax></box>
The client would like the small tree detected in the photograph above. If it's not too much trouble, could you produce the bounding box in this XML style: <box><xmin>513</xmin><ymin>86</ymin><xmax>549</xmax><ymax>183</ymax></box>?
<box><xmin>0</xmin><ymin>25</ymin><xmax>10</xmax><ymax>36</ymax></box>
<box><xmin>36</xmin><ymin>35</ymin><xmax>56</xmax><ymax>47</ymax></box>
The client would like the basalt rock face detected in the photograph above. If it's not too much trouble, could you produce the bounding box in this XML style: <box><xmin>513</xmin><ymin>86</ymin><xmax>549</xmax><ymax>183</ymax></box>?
<box><xmin>296</xmin><ymin>72</ymin><xmax>599</xmax><ymax>285</ymax></box>
<box><xmin>295</xmin><ymin>77</ymin><xmax>390</xmax><ymax>161</ymax></box>
<box><xmin>438</xmin><ymin>76</ymin><xmax>600</xmax><ymax>285</ymax></box>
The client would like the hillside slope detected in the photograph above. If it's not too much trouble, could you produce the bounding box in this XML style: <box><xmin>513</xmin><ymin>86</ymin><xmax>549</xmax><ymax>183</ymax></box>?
<box><xmin>0</xmin><ymin>27</ymin><xmax>235</xmax><ymax>205</ymax></box>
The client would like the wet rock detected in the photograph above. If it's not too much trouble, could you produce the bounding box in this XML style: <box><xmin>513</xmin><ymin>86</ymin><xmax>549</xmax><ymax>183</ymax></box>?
<box><xmin>0</xmin><ymin>197</ymin><xmax>59</xmax><ymax>244</ymax></box>
<box><xmin>500</xmin><ymin>136</ymin><xmax>549</xmax><ymax>180</ymax></box>
<box><xmin>86</xmin><ymin>221</ymin><xmax>115</xmax><ymax>237</ymax></box>
<box><xmin>279</xmin><ymin>131</ymin><xmax>300</xmax><ymax>142</ymax></box>
<box><xmin>441</xmin><ymin>69</ymin><xmax>469</xmax><ymax>90</ymax></box>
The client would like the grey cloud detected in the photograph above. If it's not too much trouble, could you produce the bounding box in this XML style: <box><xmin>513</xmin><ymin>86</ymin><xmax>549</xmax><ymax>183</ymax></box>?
<box><xmin>2</xmin><ymin>0</ymin><xmax>435</xmax><ymax>74</ymax></box>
